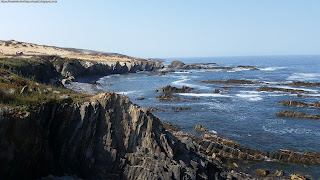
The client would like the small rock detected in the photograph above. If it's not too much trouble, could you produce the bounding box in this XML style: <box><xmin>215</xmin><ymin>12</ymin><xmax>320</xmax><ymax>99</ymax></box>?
<box><xmin>62</xmin><ymin>79</ymin><xmax>71</xmax><ymax>85</ymax></box>
<box><xmin>193</xmin><ymin>125</ymin><xmax>208</xmax><ymax>132</ymax></box>
<box><xmin>5</xmin><ymin>88</ymin><xmax>15</xmax><ymax>95</ymax></box>
<box><xmin>291</xmin><ymin>173</ymin><xmax>306</xmax><ymax>180</ymax></box>
<box><xmin>162</xmin><ymin>122</ymin><xmax>181</xmax><ymax>131</ymax></box>
<box><xmin>256</xmin><ymin>169</ymin><xmax>268</xmax><ymax>176</ymax></box>
<box><xmin>272</xmin><ymin>170</ymin><xmax>284</xmax><ymax>177</ymax></box>
<box><xmin>136</xmin><ymin>98</ymin><xmax>145</xmax><ymax>100</ymax></box>
<box><xmin>213</xmin><ymin>89</ymin><xmax>220</xmax><ymax>93</ymax></box>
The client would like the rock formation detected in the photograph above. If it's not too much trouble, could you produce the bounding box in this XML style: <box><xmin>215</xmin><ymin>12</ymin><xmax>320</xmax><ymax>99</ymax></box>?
<box><xmin>259</xmin><ymin>86</ymin><xmax>311</xmax><ymax>93</ymax></box>
<box><xmin>0</xmin><ymin>92</ymin><xmax>245</xmax><ymax>180</ymax></box>
<box><xmin>198</xmin><ymin>79</ymin><xmax>259</xmax><ymax>84</ymax></box>
<box><xmin>276</xmin><ymin>110</ymin><xmax>320</xmax><ymax>119</ymax></box>
<box><xmin>278</xmin><ymin>100</ymin><xmax>320</xmax><ymax>107</ymax></box>
<box><xmin>156</xmin><ymin>84</ymin><xmax>194</xmax><ymax>93</ymax></box>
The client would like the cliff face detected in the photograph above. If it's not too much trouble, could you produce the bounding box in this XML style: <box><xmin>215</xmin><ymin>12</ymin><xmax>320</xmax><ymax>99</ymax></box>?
<box><xmin>0</xmin><ymin>92</ymin><xmax>234</xmax><ymax>180</ymax></box>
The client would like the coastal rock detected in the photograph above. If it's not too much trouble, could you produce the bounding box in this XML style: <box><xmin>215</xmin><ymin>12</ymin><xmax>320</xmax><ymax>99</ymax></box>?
<box><xmin>291</xmin><ymin>173</ymin><xmax>307</xmax><ymax>180</ymax></box>
<box><xmin>156</xmin><ymin>84</ymin><xmax>194</xmax><ymax>93</ymax></box>
<box><xmin>168</xmin><ymin>60</ymin><xmax>201</xmax><ymax>69</ymax></box>
<box><xmin>193</xmin><ymin>125</ymin><xmax>208</xmax><ymax>132</ymax></box>
<box><xmin>213</xmin><ymin>89</ymin><xmax>221</xmax><ymax>93</ymax></box>
<box><xmin>155</xmin><ymin>94</ymin><xmax>185</xmax><ymax>102</ymax></box>
<box><xmin>0</xmin><ymin>92</ymin><xmax>240</xmax><ymax>180</ymax></box>
<box><xmin>199</xmin><ymin>79</ymin><xmax>259</xmax><ymax>84</ymax></box>
<box><xmin>278</xmin><ymin>99</ymin><xmax>320</xmax><ymax>108</ymax></box>
<box><xmin>286</xmin><ymin>81</ymin><xmax>320</xmax><ymax>87</ymax></box>
<box><xmin>276</xmin><ymin>110</ymin><xmax>320</xmax><ymax>119</ymax></box>
<box><xmin>147</xmin><ymin>107</ymin><xmax>166</xmax><ymax>112</ymax></box>
<box><xmin>162</xmin><ymin>122</ymin><xmax>181</xmax><ymax>132</ymax></box>
<box><xmin>259</xmin><ymin>86</ymin><xmax>311</xmax><ymax>93</ymax></box>
<box><xmin>256</xmin><ymin>169</ymin><xmax>268</xmax><ymax>176</ymax></box>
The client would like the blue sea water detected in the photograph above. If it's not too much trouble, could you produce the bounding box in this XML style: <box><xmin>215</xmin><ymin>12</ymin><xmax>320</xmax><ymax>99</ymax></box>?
<box><xmin>97</xmin><ymin>55</ymin><xmax>320</xmax><ymax>177</ymax></box>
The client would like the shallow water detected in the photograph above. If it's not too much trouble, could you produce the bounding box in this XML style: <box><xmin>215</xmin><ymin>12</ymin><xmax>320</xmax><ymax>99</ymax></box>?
<box><xmin>97</xmin><ymin>55</ymin><xmax>320</xmax><ymax>177</ymax></box>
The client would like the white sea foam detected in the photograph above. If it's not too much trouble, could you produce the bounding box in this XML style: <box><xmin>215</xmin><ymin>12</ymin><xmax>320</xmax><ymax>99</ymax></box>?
<box><xmin>260</xmin><ymin>67</ymin><xmax>286</xmax><ymax>71</ymax></box>
<box><xmin>235</xmin><ymin>94</ymin><xmax>262</xmax><ymax>101</ymax></box>
<box><xmin>117</xmin><ymin>90</ymin><xmax>141</xmax><ymax>95</ymax></box>
<box><xmin>287</xmin><ymin>73</ymin><xmax>320</xmax><ymax>81</ymax></box>
<box><xmin>178</xmin><ymin>93</ymin><xmax>231</xmax><ymax>97</ymax></box>
<box><xmin>263</xmin><ymin>126</ymin><xmax>320</xmax><ymax>136</ymax></box>
<box><xmin>210</xmin><ymin>130</ymin><xmax>218</xmax><ymax>134</ymax></box>
<box><xmin>172</xmin><ymin>76</ymin><xmax>210</xmax><ymax>90</ymax></box>
<box><xmin>173</xmin><ymin>71</ymin><xmax>192</xmax><ymax>74</ymax></box>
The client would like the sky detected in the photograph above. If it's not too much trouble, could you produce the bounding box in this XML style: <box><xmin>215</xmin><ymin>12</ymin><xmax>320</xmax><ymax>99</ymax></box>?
<box><xmin>0</xmin><ymin>0</ymin><xmax>319</xmax><ymax>58</ymax></box>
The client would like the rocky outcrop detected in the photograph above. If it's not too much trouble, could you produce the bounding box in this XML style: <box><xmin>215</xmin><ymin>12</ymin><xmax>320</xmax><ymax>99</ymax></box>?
<box><xmin>193</xmin><ymin>125</ymin><xmax>208</xmax><ymax>132</ymax></box>
<box><xmin>278</xmin><ymin>100</ymin><xmax>320</xmax><ymax>107</ymax></box>
<box><xmin>170</xmin><ymin>131</ymin><xmax>320</xmax><ymax>165</ymax></box>
<box><xmin>198</xmin><ymin>79</ymin><xmax>259</xmax><ymax>84</ymax></box>
<box><xmin>259</xmin><ymin>86</ymin><xmax>311</xmax><ymax>93</ymax></box>
<box><xmin>156</xmin><ymin>84</ymin><xmax>194</xmax><ymax>93</ymax></box>
<box><xmin>276</xmin><ymin>110</ymin><xmax>320</xmax><ymax>119</ymax></box>
<box><xmin>285</xmin><ymin>81</ymin><xmax>320</xmax><ymax>87</ymax></box>
<box><xmin>0</xmin><ymin>92</ymin><xmax>243</xmax><ymax>180</ymax></box>
<box><xmin>168</xmin><ymin>60</ymin><xmax>201</xmax><ymax>69</ymax></box>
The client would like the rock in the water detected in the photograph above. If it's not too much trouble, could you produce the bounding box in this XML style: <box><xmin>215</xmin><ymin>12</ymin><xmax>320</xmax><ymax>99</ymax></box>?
<box><xmin>274</xmin><ymin>170</ymin><xmax>284</xmax><ymax>177</ymax></box>
<box><xmin>168</xmin><ymin>60</ymin><xmax>201</xmax><ymax>69</ymax></box>
<box><xmin>259</xmin><ymin>86</ymin><xmax>311</xmax><ymax>93</ymax></box>
<box><xmin>291</xmin><ymin>173</ymin><xmax>307</xmax><ymax>180</ymax></box>
<box><xmin>147</xmin><ymin>107</ymin><xmax>166</xmax><ymax>112</ymax></box>
<box><xmin>156</xmin><ymin>84</ymin><xmax>194</xmax><ymax>93</ymax></box>
<box><xmin>278</xmin><ymin>99</ymin><xmax>320</xmax><ymax>108</ymax></box>
<box><xmin>193</xmin><ymin>125</ymin><xmax>208</xmax><ymax>132</ymax></box>
<box><xmin>256</xmin><ymin>169</ymin><xmax>268</xmax><ymax>176</ymax></box>
<box><xmin>276</xmin><ymin>110</ymin><xmax>320</xmax><ymax>119</ymax></box>
<box><xmin>213</xmin><ymin>89</ymin><xmax>221</xmax><ymax>93</ymax></box>
<box><xmin>199</xmin><ymin>79</ymin><xmax>259</xmax><ymax>84</ymax></box>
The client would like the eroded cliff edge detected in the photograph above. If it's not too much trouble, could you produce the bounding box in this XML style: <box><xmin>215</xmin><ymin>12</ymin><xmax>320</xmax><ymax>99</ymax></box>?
<box><xmin>0</xmin><ymin>92</ymin><xmax>241</xmax><ymax>180</ymax></box>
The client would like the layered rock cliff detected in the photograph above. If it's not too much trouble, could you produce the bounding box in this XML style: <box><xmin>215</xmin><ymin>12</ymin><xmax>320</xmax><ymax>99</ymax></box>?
<box><xmin>0</xmin><ymin>92</ymin><xmax>243</xmax><ymax>180</ymax></box>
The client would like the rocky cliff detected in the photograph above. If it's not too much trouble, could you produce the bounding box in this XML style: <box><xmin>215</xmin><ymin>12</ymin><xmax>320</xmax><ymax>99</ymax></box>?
<box><xmin>0</xmin><ymin>92</ymin><xmax>244</xmax><ymax>180</ymax></box>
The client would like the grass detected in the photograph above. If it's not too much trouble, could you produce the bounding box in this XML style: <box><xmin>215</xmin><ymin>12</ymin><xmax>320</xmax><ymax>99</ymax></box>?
<box><xmin>0</xmin><ymin>58</ymin><xmax>92</xmax><ymax>112</ymax></box>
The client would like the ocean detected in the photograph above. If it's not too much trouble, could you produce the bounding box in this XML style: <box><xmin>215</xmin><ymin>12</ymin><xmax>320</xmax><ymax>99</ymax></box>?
<box><xmin>97</xmin><ymin>55</ymin><xmax>320</xmax><ymax>177</ymax></box>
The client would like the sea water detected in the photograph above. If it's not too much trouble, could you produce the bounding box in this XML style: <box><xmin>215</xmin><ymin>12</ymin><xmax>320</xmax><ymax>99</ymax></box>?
<box><xmin>97</xmin><ymin>55</ymin><xmax>320</xmax><ymax>177</ymax></box>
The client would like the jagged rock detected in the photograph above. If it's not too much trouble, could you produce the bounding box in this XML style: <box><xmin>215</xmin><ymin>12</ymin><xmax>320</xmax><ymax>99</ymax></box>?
<box><xmin>291</xmin><ymin>173</ymin><xmax>307</xmax><ymax>180</ymax></box>
<box><xmin>171</xmin><ymin>107</ymin><xmax>191</xmax><ymax>110</ymax></box>
<box><xmin>259</xmin><ymin>86</ymin><xmax>311</xmax><ymax>93</ymax></box>
<box><xmin>286</xmin><ymin>81</ymin><xmax>320</xmax><ymax>87</ymax></box>
<box><xmin>155</xmin><ymin>94</ymin><xmax>183</xmax><ymax>102</ymax></box>
<box><xmin>0</xmin><ymin>92</ymin><xmax>242</xmax><ymax>180</ymax></box>
<box><xmin>162</xmin><ymin>122</ymin><xmax>181</xmax><ymax>132</ymax></box>
<box><xmin>156</xmin><ymin>84</ymin><xmax>194</xmax><ymax>93</ymax></box>
<box><xmin>20</xmin><ymin>85</ymin><xmax>28</xmax><ymax>94</ymax></box>
<box><xmin>276</xmin><ymin>110</ymin><xmax>320</xmax><ymax>119</ymax></box>
<box><xmin>147</xmin><ymin>107</ymin><xmax>166</xmax><ymax>112</ymax></box>
<box><xmin>278</xmin><ymin>99</ymin><xmax>320</xmax><ymax>108</ymax></box>
<box><xmin>193</xmin><ymin>125</ymin><xmax>208</xmax><ymax>132</ymax></box>
<box><xmin>199</xmin><ymin>79</ymin><xmax>259</xmax><ymax>84</ymax></box>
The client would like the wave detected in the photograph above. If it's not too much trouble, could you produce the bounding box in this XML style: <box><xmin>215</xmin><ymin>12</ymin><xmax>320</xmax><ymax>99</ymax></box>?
<box><xmin>260</xmin><ymin>67</ymin><xmax>286</xmax><ymax>71</ymax></box>
<box><xmin>287</xmin><ymin>73</ymin><xmax>320</xmax><ymax>81</ymax></box>
<box><xmin>116</xmin><ymin>90</ymin><xmax>141</xmax><ymax>95</ymax></box>
<box><xmin>263</xmin><ymin>126</ymin><xmax>320</xmax><ymax>136</ymax></box>
<box><xmin>178</xmin><ymin>93</ymin><xmax>231</xmax><ymax>97</ymax></box>
<box><xmin>172</xmin><ymin>76</ymin><xmax>210</xmax><ymax>90</ymax></box>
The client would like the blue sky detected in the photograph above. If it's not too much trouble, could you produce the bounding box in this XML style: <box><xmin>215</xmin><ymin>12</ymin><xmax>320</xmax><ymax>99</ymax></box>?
<box><xmin>0</xmin><ymin>0</ymin><xmax>319</xmax><ymax>58</ymax></box>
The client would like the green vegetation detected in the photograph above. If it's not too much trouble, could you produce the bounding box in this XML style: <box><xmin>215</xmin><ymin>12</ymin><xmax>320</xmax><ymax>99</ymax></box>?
<box><xmin>0</xmin><ymin>57</ymin><xmax>91</xmax><ymax>112</ymax></box>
